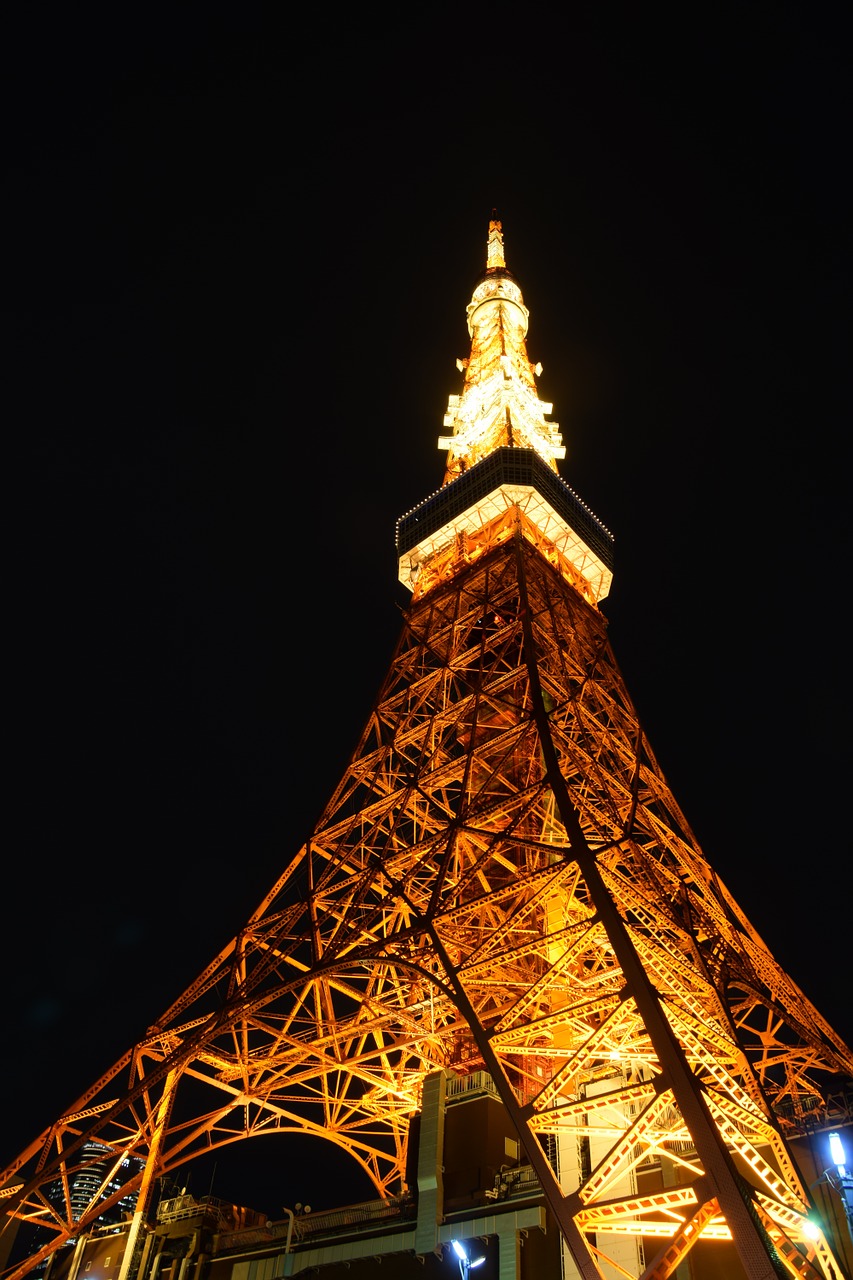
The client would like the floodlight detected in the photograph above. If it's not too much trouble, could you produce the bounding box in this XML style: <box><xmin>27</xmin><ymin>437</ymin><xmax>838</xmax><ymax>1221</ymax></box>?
<box><xmin>450</xmin><ymin>1240</ymin><xmax>486</xmax><ymax>1274</ymax></box>
<box><xmin>829</xmin><ymin>1132</ymin><xmax>846</xmax><ymax>1171</ymax></box>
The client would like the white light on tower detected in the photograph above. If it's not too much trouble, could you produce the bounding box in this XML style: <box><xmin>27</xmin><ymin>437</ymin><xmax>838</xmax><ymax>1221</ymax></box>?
<box><xmin>829</xmin><ymin>1131</ymin><xmax>846</xmax><ymax>1175</ymax></box>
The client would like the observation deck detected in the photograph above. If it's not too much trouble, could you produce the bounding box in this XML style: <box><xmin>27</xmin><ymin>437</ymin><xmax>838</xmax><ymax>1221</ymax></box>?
<box><xmin>397</xmin><ymin>447</ymin><xmax>614</xmax><ymax>603</ymax></box>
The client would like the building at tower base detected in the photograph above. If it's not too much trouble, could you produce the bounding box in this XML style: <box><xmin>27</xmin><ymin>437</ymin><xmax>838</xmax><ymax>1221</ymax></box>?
<box><xmin>35</xmin><ymin>1077</ymin><xmax>853</xmax><ymax>1280</ymax></box>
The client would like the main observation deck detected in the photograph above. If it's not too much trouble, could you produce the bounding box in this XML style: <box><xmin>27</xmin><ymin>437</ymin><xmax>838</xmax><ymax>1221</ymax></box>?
<box><xmin>397</xmin><ymin>447</ymin><xmax>614</xmax><ymax>604</ymax></box>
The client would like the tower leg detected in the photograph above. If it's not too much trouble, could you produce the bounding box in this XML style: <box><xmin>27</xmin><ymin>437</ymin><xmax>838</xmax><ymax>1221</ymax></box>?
<box><xmin>117</xmin><ymin>1069</ymin><xmax>178</xmax><ymax>1280</ymax></box>
<box><xmin>515</xmin><ymin>543</ymin><xmax>790</xmax><ymax>1280</ymax></box>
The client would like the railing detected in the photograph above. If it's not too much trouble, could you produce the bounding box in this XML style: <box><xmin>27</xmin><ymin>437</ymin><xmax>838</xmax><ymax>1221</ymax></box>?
<box><xmin>294</xmin><ymin>1196</ymin><xmax>413</xmax><ymax>1239</ymax></box>
<box><xmin>445</xmin><ymin>1070</ymin><xmax>501</xmax><ymax>1103</ymax></box>
<box><xmin>485</xmin><ymin>1165</ymin><xmax>542</xmax><ymax>1203</ymax></box>
<box><xmin>218</xmin><ymin>1197</ymin><xmax>414</xmax><ymax>1253</ymax></box>
<box><xmin>157</xmin><ymin>1194</ymin><xmax>249</xmax><ymax>1229</ymax></box>
<box><xmin>774</xmin><ymin>1088</ymin><xmax>853</xmax><ymax>1133</ymax></box>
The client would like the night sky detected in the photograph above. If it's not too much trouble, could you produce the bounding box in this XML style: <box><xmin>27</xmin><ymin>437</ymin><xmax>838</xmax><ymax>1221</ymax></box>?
<box><xmin>5</xmin><ymin>8</ymin><xmax>851</xmax><ymax>1221</ymax></box>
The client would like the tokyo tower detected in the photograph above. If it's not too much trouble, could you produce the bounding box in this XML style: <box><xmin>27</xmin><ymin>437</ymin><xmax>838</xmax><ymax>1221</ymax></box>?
<box><xmin>2</xmin><ymin>220</ymin><xmax>852</xmax><ymax>1280</ymax></box>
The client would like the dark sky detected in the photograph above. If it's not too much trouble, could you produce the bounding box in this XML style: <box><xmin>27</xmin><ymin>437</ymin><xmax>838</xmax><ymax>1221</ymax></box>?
<box><xmin>4</xmin><ymin>8</ymin><xmax>851</xmax><ymax>1220</ymax></box>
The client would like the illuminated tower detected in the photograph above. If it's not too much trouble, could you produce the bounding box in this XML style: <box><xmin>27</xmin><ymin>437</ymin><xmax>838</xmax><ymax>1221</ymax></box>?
<box><xmin>2</xmin><ymin>221</ymin><xmax>852</xmax><ymax>1280</ymax></box>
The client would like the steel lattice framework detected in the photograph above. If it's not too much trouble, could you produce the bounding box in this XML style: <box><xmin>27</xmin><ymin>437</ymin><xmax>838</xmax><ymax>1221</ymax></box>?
<box><xmin>2</xmin><ymin>221</ymin><xmax>852</xmax><ymax>1280</ymax></box>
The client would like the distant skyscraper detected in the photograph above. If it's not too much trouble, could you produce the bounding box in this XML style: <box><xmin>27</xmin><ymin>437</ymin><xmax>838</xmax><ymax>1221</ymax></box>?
<box><xmin>15</xmin><ymin>1143</ymin><xmax>143</xmax><ymax>1280</ymax></box>
<box><xmin>63</xmin><ymin>1144</ymin><xmax>143</xmax><ymax>1230</ymax></box>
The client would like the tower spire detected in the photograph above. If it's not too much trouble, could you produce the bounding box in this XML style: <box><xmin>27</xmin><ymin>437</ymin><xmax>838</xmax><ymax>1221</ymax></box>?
<box><xmin>438</xmin><ymin>216</ymin><xmax>565</xmax><ymax>483</ymax></box>
<box><xmin>486</xmin><ymin>212</ymin><xmax>506</xmax><ymax>271</ymax></box>
<box><xmin>399</xmin><ymin>217</ymin><xmax>612</xmax><ymax>606</ymax></box>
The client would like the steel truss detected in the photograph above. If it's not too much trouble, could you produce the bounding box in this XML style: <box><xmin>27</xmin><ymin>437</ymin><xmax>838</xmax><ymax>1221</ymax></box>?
<box><xmin>2</xmin><ymin>530</ymin><xmax>852</xmax><ymax>1280</ymax></box>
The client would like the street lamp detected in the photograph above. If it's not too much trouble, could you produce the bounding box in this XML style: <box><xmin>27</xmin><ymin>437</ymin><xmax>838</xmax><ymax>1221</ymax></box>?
<box><xmin>451</xmin><ymin>1239</ymin><xmax>486</xmax><ymax>1276</ymax></box>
